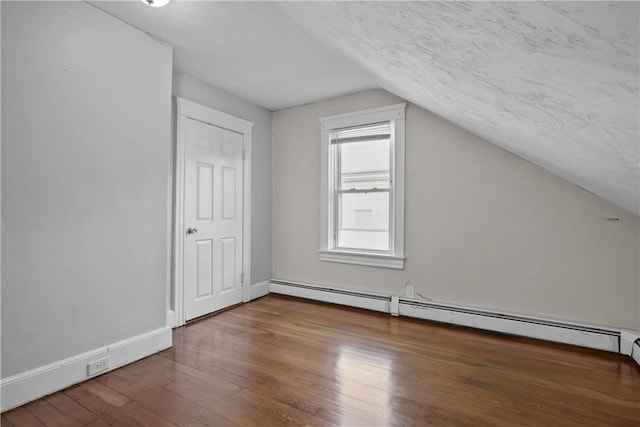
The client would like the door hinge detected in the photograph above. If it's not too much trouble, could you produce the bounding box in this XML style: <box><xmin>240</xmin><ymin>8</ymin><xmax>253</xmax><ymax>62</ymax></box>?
<box><xmin>241</xmin><ymin>272</ymin><xmax>245</xmax><ymax>284</ymax></box>
<box><xmin>242</xmin><ymin>149</ymin><xmax>246</xmax><ymax>160</ymax></box>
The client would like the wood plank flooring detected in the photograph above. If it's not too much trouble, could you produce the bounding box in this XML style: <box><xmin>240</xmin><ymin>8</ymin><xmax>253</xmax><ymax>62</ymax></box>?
<box><xmin>3</xmin><ymin>294</ymin><xmax>639</xmax><ymax>426</ymax></box>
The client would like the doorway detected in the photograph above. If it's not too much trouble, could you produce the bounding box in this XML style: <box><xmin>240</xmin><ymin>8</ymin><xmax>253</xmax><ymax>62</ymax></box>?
<box><xmin>173</xmin><ymin>98</ymin><xmax>253</xmax><ymax>326</ymax></box>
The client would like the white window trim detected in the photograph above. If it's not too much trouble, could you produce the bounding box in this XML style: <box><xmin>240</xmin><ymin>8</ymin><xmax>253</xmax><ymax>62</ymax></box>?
<box><xmin>319</xmin><ymin>103</ymin><xmax>406</xmax><ymax>269</ymax></box>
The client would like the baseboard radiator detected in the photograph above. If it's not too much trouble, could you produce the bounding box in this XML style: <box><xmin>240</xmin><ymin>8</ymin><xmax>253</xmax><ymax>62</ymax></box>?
<box><xmin>269</xmin><ymin>280</ymin><xmax>621</xmax><ymax>353</ymax></box>
<box><xmin>269</xmin><ymin>280</ymin><xmax>390</xmax><ymax>313</ymax></box>
<box><xmin>632</xmin><ymin>339</ymin><xmax>640</xmax><ymax>366</ymax></box>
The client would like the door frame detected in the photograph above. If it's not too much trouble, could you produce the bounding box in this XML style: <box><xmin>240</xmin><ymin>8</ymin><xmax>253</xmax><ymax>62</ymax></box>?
<box><xmin>173</xmin><ymin>97</ymin><xmax>253</xmax><ymax>327</ymax></box>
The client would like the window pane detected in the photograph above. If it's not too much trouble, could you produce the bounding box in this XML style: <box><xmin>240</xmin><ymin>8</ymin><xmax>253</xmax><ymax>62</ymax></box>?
<box><xmin>331</xmin><ymin>122</ymin><xmax>390</xmax><ymax>142</ymax></box>
<box><xmin>339</xmin><ymin>139</ymin><xmax>390</xmax><ymax>190</ymax></box>
<box><xmin>338</xmin><ymin>192</ymin><xmax>389</xmax><ymax>252</ymax></box>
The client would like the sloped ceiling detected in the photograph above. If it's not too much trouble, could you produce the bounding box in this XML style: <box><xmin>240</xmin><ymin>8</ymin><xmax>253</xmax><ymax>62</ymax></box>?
<box><xmin>90</xmin><ymin>1</ymin><xmax>639</xmax><ymax>215</ymax></box>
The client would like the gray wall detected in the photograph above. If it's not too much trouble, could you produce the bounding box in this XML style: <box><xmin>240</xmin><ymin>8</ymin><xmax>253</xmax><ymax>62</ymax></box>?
<box><xmin>273</xmin><ymin>90</ymin><xmax>640</xmax><ymax>331</ymax></box>
<box><xmin>172</xmin><ymin>71</ymin><xmax>272</xmax><ymax>285</ymax></box>
<box><xmin>1</xmin><ymin>2</ymin><xmax>173</xmax><ymax>377</ymax></box>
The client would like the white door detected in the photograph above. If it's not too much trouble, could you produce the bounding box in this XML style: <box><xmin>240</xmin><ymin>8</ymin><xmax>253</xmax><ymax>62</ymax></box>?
<box><xmin>183</xmin><ymin>117</ymin><xmax>244</xmax><ymax>321</ymax></box>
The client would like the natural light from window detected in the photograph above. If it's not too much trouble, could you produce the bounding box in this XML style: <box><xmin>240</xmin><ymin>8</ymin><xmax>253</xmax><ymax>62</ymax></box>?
<box><xmin>319</xmin><ymin>103</ymin><xmax>406</xmax><ymax>269</ymax></box>
<box><xmin>336</xmin><ymin>345</ymin><xmax>392</xmax><ymax>426</ymax></box>
<box><xmin>336</xmin><ymin>133</ymin><xmax>391</xmax><ymax>252</ymax></box>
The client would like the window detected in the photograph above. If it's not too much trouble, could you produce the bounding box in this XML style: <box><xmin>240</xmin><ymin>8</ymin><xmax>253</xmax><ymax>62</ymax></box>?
<box><xmin>319</xmin><ymin>103</ymin><xmax>406</xmax><ymax>269</ymax></box>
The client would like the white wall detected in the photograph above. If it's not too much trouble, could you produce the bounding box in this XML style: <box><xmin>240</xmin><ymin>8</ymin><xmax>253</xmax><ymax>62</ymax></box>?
<box><xmin>172</xmin><ymin>72</ymin><xmax>272</xmax><ymax>285</ymax></box>
<box><xmin>273</xmin><ymin>90</ymin><xmax>640</xmax><ymax>330</ymax></box>
<box><xmin>1</xmin><ymin>1</ymin><xmax>172</xmax><ymax>377</ymax></box>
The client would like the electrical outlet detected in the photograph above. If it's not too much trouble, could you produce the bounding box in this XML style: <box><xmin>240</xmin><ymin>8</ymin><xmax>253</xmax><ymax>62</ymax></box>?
<box><xmin>87</xmin><ymin>356</ymin><xmax>110</xmax><ymax>377</ymax></box>
<box><xmin>405</xmin><ymin>284</ymin><xmax>415</xmax><ymax>298</ymax></box>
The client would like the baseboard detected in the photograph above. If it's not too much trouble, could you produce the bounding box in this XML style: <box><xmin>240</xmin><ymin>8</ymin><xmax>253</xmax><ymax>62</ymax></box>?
<box><xmin>400</xmin><ymin>300</ymin><xmax>619</xmax><ymax>352</ymax></box>
<box><xmin>269</xmin><ymin>280</ymin><xmax>389</xmax><ymax>313</ymax></box>
<box><xmin>249</xmin><ymin>281</ymin><xmax>270</xmax><ymax>301</ymax></box>
<box><xmin>268</xmin><ymin>279</ymin><xmax>621</xmax><ymax>354</ymax></box>
<box><xmin>1</xmin><ymin>327</ymin><xmax>172</xmax><ymax>412</ymax></box>
<box><xmin>632</xmin><ymin>340</ymin><xmax>640</xmax><ymax>367</ymax></box>
<box><xmin>620</xmin><ymin>330</ymin><xmax>640</xmax><ymax>356</ymax></box>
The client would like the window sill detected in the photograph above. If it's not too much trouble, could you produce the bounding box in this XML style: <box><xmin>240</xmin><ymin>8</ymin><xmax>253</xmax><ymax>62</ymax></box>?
<box><xmin>319</xmin><ymin>249</ymin><xmax>405</xmax><ymax>269</ymax></box>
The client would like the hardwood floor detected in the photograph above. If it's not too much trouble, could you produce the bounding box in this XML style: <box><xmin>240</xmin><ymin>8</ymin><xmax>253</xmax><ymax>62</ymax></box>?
<box><xmin>3</xmin><ymin>294</ymin><xmax>639</xmax><ymax>426</ymax></box>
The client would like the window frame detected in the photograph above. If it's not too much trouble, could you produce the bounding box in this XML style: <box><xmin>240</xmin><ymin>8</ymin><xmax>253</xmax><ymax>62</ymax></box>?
<box><xmin>319</xmin><ymin>103</ymin><xmax>406</xmax><ymax>269</ymax></box>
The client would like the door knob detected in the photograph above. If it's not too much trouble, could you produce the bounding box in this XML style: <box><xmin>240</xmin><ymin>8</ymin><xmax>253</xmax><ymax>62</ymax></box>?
<box><xmin>186</xmin><ymin>227</ymin><xmax>198</xmax><ymax>235</ymax></box>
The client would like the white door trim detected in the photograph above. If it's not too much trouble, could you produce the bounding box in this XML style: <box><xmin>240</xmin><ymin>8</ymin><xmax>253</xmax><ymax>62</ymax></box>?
<box><xmin>173</xmin><ymin>97</ymin><xmax>253</xmax><ymax>327</ymax></box>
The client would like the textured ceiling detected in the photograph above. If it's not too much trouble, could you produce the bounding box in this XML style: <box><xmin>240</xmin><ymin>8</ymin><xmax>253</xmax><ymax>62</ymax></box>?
<box><xmin>90</xmin><ymin>1</ymin><xmax>639</xmax><ymax>215</ymax></box>
<box><xmin>90</xmin><ymin>1</ymin><xmax>377</xmax><ymax>109</ymax></box>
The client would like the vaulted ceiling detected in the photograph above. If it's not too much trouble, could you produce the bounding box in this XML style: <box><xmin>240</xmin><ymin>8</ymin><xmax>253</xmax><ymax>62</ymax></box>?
<box><xmin>91</xmin><ymin>1</ymin><xmax>639</xmax><ymax>215</ymax></box>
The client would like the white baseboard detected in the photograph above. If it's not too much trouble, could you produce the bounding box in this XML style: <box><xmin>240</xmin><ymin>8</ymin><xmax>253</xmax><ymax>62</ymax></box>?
<box><xmin>249</xmin><ymin>281</ymin><xmax>270</xmax><ymax>301</ymax></box>
<box><xmin>269</xmin><ymin>280</ymin><xmax>621</xmax><ymax>354</ymax></box>
<box><xmin>622</xmin><ymin>330</ymin><xmax>640</xmax><ymax>367</ymax></box>
<box><xmin>400</xmin><ymin>300</ymin><xmax>619</xmax><ymax>352</ymax></box>
<box><xmin>270</xmin><ymin>280</ymin><xmax>389</xmax><ymax>313</ymax></box>
<box><xmin>632</xmin><ymin>340</ymin><xmax>640</xmax><ymax>367</ymax></box>
<box><xmin>1</xmin><ymin>327</ymin><xmax>172</xmax><ymax>412</ymax></box>
<box><xmin>620</xmin><ymin>330</ymin><xmax>640</xmax><ymax>355</ymax></box>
